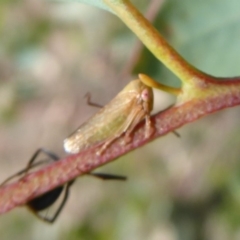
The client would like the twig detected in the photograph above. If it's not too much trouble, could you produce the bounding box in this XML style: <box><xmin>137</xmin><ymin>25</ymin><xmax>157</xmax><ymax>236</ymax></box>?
<box><xmin>1</xmin><ymin>76</ymin><xmax>240</xmax><ymax>214</ymax></box>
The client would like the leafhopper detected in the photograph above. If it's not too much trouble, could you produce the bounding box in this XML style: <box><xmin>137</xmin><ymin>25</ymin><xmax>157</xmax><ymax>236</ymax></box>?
<box><xmin>63</xmin><ymin>79</ymin><xmax>154</xmax><ymax>155</ymax></box>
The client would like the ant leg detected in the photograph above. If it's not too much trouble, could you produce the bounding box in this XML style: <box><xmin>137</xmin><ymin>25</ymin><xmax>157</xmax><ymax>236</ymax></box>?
<box><xmin>89</xmin><ymin>173</ymin><xmax>127</xmax><ymax>181</ymax></box>
<box><xmin>0</xmin><ymin>149</ymin><xmax>60</xmax><ymax>186</ymax></box>
<box><xmin>41</xmin><ymin>180</ymin><xmax>74</xmax><ymax>223</ymax></box>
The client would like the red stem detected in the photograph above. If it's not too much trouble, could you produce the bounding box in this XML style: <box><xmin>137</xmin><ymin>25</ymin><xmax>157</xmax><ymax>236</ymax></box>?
<box><xmin>0</xmin><ymin>78</ymin><xmax>240</xmax><ymax>214</ymax></box>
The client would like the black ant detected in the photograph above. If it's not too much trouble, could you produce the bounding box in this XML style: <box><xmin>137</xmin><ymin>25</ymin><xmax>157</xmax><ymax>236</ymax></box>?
<box><xmin>0</xmin><ymin>148</ymin><xmax>126</xmax><ymax>223</ymax></box>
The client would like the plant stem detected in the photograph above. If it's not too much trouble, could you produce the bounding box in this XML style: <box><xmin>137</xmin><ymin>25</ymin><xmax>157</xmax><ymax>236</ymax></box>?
<box><xmin>103</xmin><ymin>0</ymin><xmax>209</xmax><ymax>84</ymax></box>
<box><xmin>139</xmin><ymin>74</ymin><xmax>181</xmax><ymax>95</ymax></box>
<box><xmin>1</xmin><ymin>76</ymin><xmax>240</xmax><ymax>214</ymax></box>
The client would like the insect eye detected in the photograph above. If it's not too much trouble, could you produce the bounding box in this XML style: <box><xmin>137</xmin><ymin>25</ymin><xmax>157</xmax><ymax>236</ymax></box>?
<box><xmin>141</xmin><ymin>89</ymin><xmax>149</xmax><ymax>102</ymax></box>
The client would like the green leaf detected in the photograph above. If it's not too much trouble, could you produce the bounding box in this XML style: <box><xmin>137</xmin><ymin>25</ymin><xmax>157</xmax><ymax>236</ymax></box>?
<box><xmin>159</xmin><ymin>0</ymin><xmax>240</xmax><ymax>78</ymax></box>
<box><xmin>132</xmin><ymin>0</ymin><xmax>240</xmax><ymax>87</ymax></box>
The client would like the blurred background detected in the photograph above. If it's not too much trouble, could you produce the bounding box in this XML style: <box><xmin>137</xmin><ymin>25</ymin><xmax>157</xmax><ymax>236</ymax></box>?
<box><xmin>1</xmin><ymin>0</ymin><xmax>240</xmax><ymax>239</ymax></box>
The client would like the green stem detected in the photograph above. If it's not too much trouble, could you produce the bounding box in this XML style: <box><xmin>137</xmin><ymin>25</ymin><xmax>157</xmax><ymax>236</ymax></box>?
<box><xmin>103</xmin><ymin>0</ymin><xmax>208</xmax><ymax>84</ymax></box>
<box><xmin>139</xmin><ymin>74</ymin><xmax>181</xmax><ymax>95</ymax></box>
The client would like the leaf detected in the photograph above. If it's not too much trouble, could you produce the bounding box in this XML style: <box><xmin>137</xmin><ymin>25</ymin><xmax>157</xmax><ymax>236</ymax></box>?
<box><xmin>157</xmin><ymin>0</ymin><xmax>240</xmax><ymax>80</ymax></box>
<box><xmin>133</xmin><ymin>0</ymin><xmax>240</xmax><ymax>87</ymax></box>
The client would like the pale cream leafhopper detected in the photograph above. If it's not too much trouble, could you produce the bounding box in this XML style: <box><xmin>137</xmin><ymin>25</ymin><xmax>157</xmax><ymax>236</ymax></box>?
<box><xmin>64</xmin><ymin>78</ymin><xmax>154</xmax><ymax>155</ymax></box>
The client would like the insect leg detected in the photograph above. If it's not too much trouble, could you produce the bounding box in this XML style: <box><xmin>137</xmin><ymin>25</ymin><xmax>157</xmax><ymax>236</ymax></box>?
<box><xmin>27</xmin><ymin>148</ymin><xmax>59</xmax><ymax>167</ymax></box>
<box><xmin>89</xmin><ymin>173</ymin><xmax>127</xmax><ymax>181</ymax></box>
<box><xmin>40</xmin><ymin>180</ymin><xmax>74</xmax><ymax>223</ymax></box>
<box><xmin>122</xmin><ymin>105</ymin><xmax>150</xmax><ymax>143</ymax></box>
<box><xmin>21</xmin><ymin>148</ymin><xmax>60</xmax><ymax>180</ymax></box>
<box><xmin>84</xmin><ymin>92</ymin><xmax>103</xmax><ymax>108</ymax></box>
<box><xmin>0</xmin><ymin>149</ymin><xmax>59</xmax><ymax>186</ymax></box>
